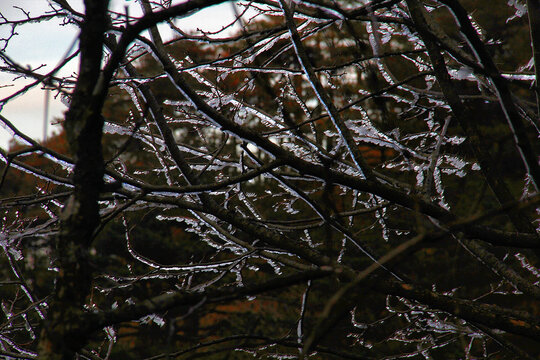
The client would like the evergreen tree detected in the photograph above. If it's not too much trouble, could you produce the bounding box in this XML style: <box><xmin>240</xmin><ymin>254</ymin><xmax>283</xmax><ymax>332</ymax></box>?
<box><xmin>0</xmin><ymin>0</ymin><xmax>539</xmax><ymax>358</ymax></box>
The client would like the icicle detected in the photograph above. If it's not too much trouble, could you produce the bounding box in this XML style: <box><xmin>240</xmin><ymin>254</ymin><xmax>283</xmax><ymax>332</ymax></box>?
<box><xmin>22</xmin><ymin>313</ymin><xmax>36</xmax><ymax>340</ymax></box>
<box><xmin>297</xmin><ymin>280</ymin><xmax>310</xmax><ymax>352</ymax></box>
<box><xmin>506</xmin><ymin>0</ymin><xmax>527</xmax><ymax>22</ymax></box>
<box><xmin>433</xmin><ymin>166</ymin><xmax>450</xmax><ymax>210</ymax></box>
<box><xmin>138</xmin><ymin>314</ymin><xmax>166</xmax><ymax>327</ymax></box>
<box><xmin>515</xmin><ymin>253</ymin><xmax>540</xmax><ymax>281</ymax></box>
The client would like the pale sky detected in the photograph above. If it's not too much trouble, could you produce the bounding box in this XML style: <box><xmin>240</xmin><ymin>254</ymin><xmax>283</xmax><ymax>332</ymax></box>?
<box><xmin>0</xmin><ymin>0</ymin><xmax>240</xmax><ymax>148</ymax></box>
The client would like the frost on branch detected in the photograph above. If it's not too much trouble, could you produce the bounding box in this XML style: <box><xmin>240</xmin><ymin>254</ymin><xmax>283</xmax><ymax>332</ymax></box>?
<box><xmin>0</xmin><ymin>0</ymin><xmax>539</xmax><ymax>359</ymax></box>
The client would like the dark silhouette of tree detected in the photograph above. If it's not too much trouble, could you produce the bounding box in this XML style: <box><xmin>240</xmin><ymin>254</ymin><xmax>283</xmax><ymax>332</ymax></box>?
<box><xmin>0</xmin><ymin>0</ymin><xmax>539</xmax><ymax>359</ymax></box>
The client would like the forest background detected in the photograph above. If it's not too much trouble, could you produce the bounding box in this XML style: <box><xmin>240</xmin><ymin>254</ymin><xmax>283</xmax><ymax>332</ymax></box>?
<box><xmin>1</xmin><ymin>0</ymin><xmax>540</xmax><ymax>359</ymax></box>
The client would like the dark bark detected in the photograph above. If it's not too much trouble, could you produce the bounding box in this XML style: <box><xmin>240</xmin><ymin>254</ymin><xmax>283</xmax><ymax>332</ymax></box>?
<box><xmin>405</xmin><ymin>0</ymin><xmax>538</xmax><ymax>235</ymax></box>
<box><xmin>440</xmin><ymin>0</ymin><xmax>540</xmax><ymax>190</ymax></box>
<box><xmin>37</xmin><ymin>1</ymin><xmax>109</xmax><ymax>358</ymax></box>
<box><xmin>527</xmin><ymin>0</ymin><xmax>540</xmax><ymax>116</ymax></box>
